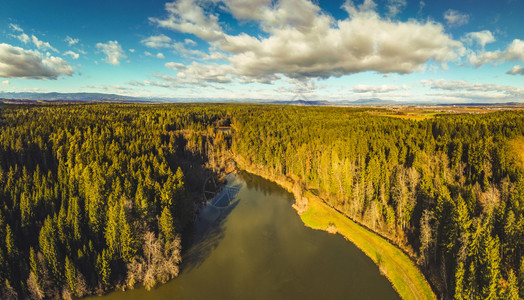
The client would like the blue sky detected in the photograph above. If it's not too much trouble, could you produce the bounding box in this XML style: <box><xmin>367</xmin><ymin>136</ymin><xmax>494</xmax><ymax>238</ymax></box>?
<box><xmin>1</xmin><ymin>0</ymin><xmax>523</xmax><ymax>102</ymax></box>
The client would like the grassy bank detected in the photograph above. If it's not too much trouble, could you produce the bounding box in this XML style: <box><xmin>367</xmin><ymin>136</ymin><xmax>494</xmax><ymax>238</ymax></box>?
<box><xmin>234</xmin><ymin>156</ymin><xmax>435</xmax><ymax>300</ymax></box>
<box><xmin>301</xmin><ymin>192</ymin><xmax>436</xmax><ymax>300</ymax></box>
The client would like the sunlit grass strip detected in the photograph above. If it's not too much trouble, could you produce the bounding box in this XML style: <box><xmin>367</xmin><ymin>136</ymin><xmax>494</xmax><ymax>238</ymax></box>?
<box><xmin>300</xmin><ymin>193</ymin><xmax>436</xmax><ymax>300</ymax></box>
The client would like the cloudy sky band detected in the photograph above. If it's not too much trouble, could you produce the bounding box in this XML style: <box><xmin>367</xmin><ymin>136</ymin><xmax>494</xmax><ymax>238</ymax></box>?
<box><xmin>0</xmin><ymin>0</ymin><xmax>523</xmax><ymax>102</ymax></box>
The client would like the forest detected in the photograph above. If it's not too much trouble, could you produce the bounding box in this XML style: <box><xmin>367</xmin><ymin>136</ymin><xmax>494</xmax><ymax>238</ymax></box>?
<box><xmin>0</xmin><ymin>103</ymin><xmax>523</xmax><ymax>299</ymax></box>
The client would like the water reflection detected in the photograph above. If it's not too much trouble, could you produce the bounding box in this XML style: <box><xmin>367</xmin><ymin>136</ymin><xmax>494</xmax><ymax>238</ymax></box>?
<box><xmin>96</xmin><ymin>171</ymin><xmax>400</xmax><ymax>300</ymax></box>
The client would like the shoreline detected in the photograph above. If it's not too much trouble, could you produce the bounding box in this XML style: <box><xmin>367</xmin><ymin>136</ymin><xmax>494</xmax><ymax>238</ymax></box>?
<box><xmin>233</xmin><ymin>155</ymin><xmax>436</xmax><ymax>300</ymax></box>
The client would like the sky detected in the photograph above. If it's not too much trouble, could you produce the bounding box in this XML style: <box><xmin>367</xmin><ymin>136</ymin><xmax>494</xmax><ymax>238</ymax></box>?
<box><xmin>1</xmin><ymin>0</ymin><xmax>523</xmax><ymax>102</ymax></box>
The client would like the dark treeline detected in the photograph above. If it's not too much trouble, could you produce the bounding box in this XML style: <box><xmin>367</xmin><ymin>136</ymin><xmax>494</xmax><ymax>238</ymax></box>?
<box><xmin>0</xmin><ymin>104</ymin><xmax>231</xmax><ymax>299</ymax></box>
<box><xmin>231</xmin><ymin>106</ymin><xmax>524</xmax><ymax>299</ymax></box>
<box><xmin>0</xmin><ymin>103</ymin><xmax>523</xmax><ymax>299</ymax></box>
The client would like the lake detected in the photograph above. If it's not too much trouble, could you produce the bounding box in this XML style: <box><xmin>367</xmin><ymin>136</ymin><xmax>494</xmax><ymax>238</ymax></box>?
<box><xmin>97</xmin><ymin>171</ymin><xmax>400</xmax><ymax>300</ymax></box>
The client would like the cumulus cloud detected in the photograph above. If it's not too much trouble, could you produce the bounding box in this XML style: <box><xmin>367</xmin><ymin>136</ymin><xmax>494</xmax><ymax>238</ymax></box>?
<box><xmin>9</xmin><ymin>24</ymin><xmax>23</xmax><ymax>32</ymax></box>
<box><xmin>145</xmin><ymin>51</ymin><xmax>165</xmax><ymax>59</ymax></box>
<box><xmin>275</xmin><ymin>78</ymin><xmax>318</xmax><ymax>98</ymax></box>
<box><xmin>422</xmin><ymin>79</ymin><xmax>524</xmax><ymax>102</ymax></box>
<box><xmin>12</xmin><ymin>33</ymin><xmax>30</xmax><ymax>44</ymax></box>
<box><xmin>65</xmin><ymin>36</ymin><xmax>79</xmax><ymax>46</ymax></box>
<box><xmin>422</xmin><ymin>79</ymin><xmax>524</xmax><ymax>95</ymax></box>
<box><xmin>141</xmin><ymin>34</ymin><xmax>173</xmax><ymax>48</ymax></box>
<box><xmin>164</xmin><ymin>61</ymin><xmax>233</xmax><ymax>84</ymax></box>
<box><xmin>63</xmin><ymin>50</ymin><xmax>79</xmax><ymax>59</ymax></box>
<box><xmin>462</xmin><ymin>30</ymin><xmax>495</xmax><ymax>48</ymax></box>
<box><xmin>31</xmin><ymin>35</ymin><xmax>58</xmax><ymax>52</ymax></box>
<box><xmin>184</xmin><ymin>39</ymin><xmax>197</xmax><ymax>46</ymax></box>
<box><xmin>386</xmin><ymin>0</ymin><xmax>407</xmax><ymax>17</ymax></box>
<box><xmin>506</xmin><ymin>65</ymin><xmax>524</xmax><ymax>75</ymax></box>
<box><xmin>150</xmin><ymin>0</ymin><xmax>464</xmax><ymax>85</ymax></box>
<box><xmin>8</xmin><ymin>24</ymin><xmax>58</xmax><ymax>53</ymax></box>
<box><xmin>150</xmin><ymin>0</ymin><xmax>223</xmax><ymax>41</ymax></box>
<box><xmin>444</xmin><ymin>9</ymin><xmax>469</xmax><ymax>27</ymax></box>
<box><xmin>96</xmin><ymin>41</ymin><xmax>127</xmax><ymax>65</ymax></box>
<box><xmin>1</xmin><ymin>80</ymin><xmax>9</xmax><ymax>85</ymax></box>
<box><xmin>142</xmin><ymin>34</ymin><xmax>203</xmax><ymax>58</ymax></box>
<box><xmin>8</xmin><ymin>24</ymin><xmax>30</xmax><ymax>44</ymax></box>
<box><xmin>351</xmin><ymin>84</ymin><xmax>409</xmax><ymax>93</ymax></box>
<box><xmin>468</xmin><ymin>39</ymin><xmax>524</xmax><ymax>67</ymax></box>
<box><xmin>0</xmin><ymin>43</ymin><xmax>74</xmax><ymax>79</ymax></box>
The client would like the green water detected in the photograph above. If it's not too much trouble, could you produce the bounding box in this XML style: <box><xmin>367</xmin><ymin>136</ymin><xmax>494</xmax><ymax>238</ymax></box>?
<box><xmin>97</xmin><ymin>171</ymin><xmax>400</xmax><ymax>300</ymax></box>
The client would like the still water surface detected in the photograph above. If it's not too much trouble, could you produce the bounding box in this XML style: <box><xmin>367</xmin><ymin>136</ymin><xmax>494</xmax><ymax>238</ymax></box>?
<box><xmin>98</xmin><ymin>171</ymin><xmax>400</xmax><ymax>300</ymax></box>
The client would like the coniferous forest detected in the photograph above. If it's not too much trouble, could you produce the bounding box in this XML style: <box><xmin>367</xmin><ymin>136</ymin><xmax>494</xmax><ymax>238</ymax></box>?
<box><xmin>0</xmin><ymin>103</ymin><xmax>523</xmax><ymax>299</ymax></box>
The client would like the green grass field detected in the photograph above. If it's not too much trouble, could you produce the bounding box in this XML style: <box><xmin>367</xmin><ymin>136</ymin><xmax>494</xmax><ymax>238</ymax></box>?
<box><xmin>300</xmin><ymin>193</ymin><xmax>436</xmax><ymax>300</ymax></box>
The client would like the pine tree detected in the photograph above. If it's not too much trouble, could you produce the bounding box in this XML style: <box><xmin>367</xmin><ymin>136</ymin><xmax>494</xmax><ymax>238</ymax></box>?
<box><xmin>4</xmin><ymin>225</ymin><xmax>16</xmax><ymax>259</ymax></box>
<box><xmin>64</xmin><ymin>256</ymin><xmax>77</xmax><ymax>296</ymax></box>
<box><xmin>119</xmin><ymin>203</ymin><xmax>137</xmax><ymax>263</ymax></box>
<box><xmin>96</xmin><ymin>249</ymin><xmax>112</xmax><ymax>288</ymax></box>
<box><xmin>159</xmin><ymin>207</ymin><xmax>175</xmax><ymax>243</ymax></box>
<box><xmin>104</xmin><ymin>203</ymin><xmax>120</xmax><ymax>256</ymax></box>
<box><xmin>504</xmin><ymin>270</ymin><xmax>520</xmax><ymax>300</ymax></box>
<box><xmin>38</xmin><ymin>216</ymin><xmax>61</xmax><ymax>283</ymax></box>
<box><xmin>519</xmin><ymin>258</ymin><xmax>524</xmax><ymax>299</ymax></box>
<box><xmin>454</xmin><ymin>262</ymin><xmax>467</xmax><ymax>300</ymax></box>
<box><xmin>481</xmin><ymin>235</ymin><xmax>501</xmax><ymax>300</ymax></box>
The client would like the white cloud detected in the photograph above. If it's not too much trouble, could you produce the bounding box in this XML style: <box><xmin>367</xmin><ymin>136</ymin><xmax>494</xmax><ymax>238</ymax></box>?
<box><xmin>8</xmin><ymin>24</ymin><xmax>58</xmax><ymax>53</ymax></box>
<box><xmin>145</xmin><ymin>51</ymin><xmax>165</xmax><ymax>59</ymax></box>
<box><xmin>65</xmin><ymin>36</ymin><xmax>79</xmax><ymax>46</ymax></box>
<box><xmin>142</xmin><ymin>34</ymin><xmax>204</xmax><ymax>58</ymax></box>
<box><xmin>164</xmin><ymin>61</ymin><xmax>233</xmax><ymax>84</ymax></box>
<box><xmin>129</xmin><ymin>49</ymin><xmax>135</xmax><ymax>53</ymax></box>
<box><xmin>386</xmin><ymin>0</ymin><xmax>407</xmax><ymax>17</ymax></box>
<box><xmin>506</xmin><ymin>65</ymin><xmax>524</xmax><ymax>75</ymax></box>
<box><xmin>417</xmin><ymin>1</ymin><xmax>425</xmax><ymax>16</ymax></box>
<box><xmin>150</xmin><ymin>0</ymin><xmax>223</xmax><ymax>41</ymax></box>
<box><xmin>141</xmin><ymin>34</ymin><xmax>173</xmax><ymax>48</ymax></box>
<box><xmin>0</xmin><ymin>43</ymin><xmax>74</xmax><ymax>79</ymax></box>
<box><xmin>12</xmin><ymin>33</ymin><xmax>30</xmax><ymax>44</ymax></box>
<box><xmin>63</xmin><ymin>50</ymin><xmax>79</xmax><ymax>59</ymax></box>
<box><xmin>422</xmin><ymin>79</ymin><xmax>524</xmax><ymax>102</ymax></box>
<box><xmin>422</xmin><ymin>79</ymin><xmax>524</xmax><ymax>95</ymax></box>
<box><xmin>9</xmin><ymin>24</ymin><xmax>23</xmax><ymax>32</ymax></box>
<box><xmin>351</xmin><ymin>84</ymin><xmax>409</xmax><ymax>93</ymax></box>
<box><xmin>462</xmin><ymin>30</ymin><xmax>495</xmax><ymax>48</ymax></box>
<box><xmin>443</xmin><ymin>9</ymin><xmax>469</xmax><ymax>27</ymax></box>
<box><xmin>8</xmin><ymin>24</ymin><xmax>30</xmax><ymax>44</ymax></box>
<box><xmin>151</xmin><ymin>0</ymin><xmax>464</xmax><ymax>84</ymax></box>
<box><xmin>1</xmin><ymin>80</ymin><xmax>9</xmax><ymax>85</ymax></box>
<box><xmin>184</xmin><ymin>39</ymin><xmax>197</xmax><ymax>46</ymax></box>
<box><xmin>31</xmin><ymin>35</ymin><xmax>58</xmax><ymax>52</ymax></box>
<box><xmin>96</xmin><ymin>41</ymin><xmax>127</xmax><ymax>65</ymax></box>
<box><xmin>468</xmin><ymin>39</ymin><xmax>524</xmax><ymax>67</ymax></box>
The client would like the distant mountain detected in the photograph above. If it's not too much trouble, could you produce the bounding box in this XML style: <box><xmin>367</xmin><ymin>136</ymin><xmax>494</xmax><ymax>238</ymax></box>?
<box><xmin>1</xmin><ymin>92</ymin><xmax>522</xmax><ymax>106</ymax></box>
<box><xmin>0</xmin><ymin>92</ymin><xmax>143</xmax><ymax>102</ymax></box>
<box><xmin>338</xmin><ymin>98</ymin><xmax>400</xmax><ymax>105</ymax></box>
<box><xmin>268</xmin><ymin>100</ymin><xmax>331</xmax><ymax>106</ymax></box>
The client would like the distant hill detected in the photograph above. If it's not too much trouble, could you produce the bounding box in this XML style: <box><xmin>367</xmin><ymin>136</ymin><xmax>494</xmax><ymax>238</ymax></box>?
<box><xmin>0</xmin><ymin>92</ymin><xmax>143</xmax><ymax>102</ymax></box>
<box><xmin>269</xmin><ymin>100</ymin><xmax>331</xmax><ymax>106</ymax></box>
<box><xmin>0</xmin><ymin>92</ymin><xmax>522</xmax><ymax>106</ymax></box>
<box><xmin>345</xmin><ymin>98</ymin><xmax>400</xmax><ymax>105</ymax></box>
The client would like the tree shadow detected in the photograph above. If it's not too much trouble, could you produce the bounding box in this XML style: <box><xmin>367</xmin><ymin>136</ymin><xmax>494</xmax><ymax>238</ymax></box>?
<box><xmin>180</xmin><ymin>183</ymin><xmax>241</xmax><ymax>273</ymax></box>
